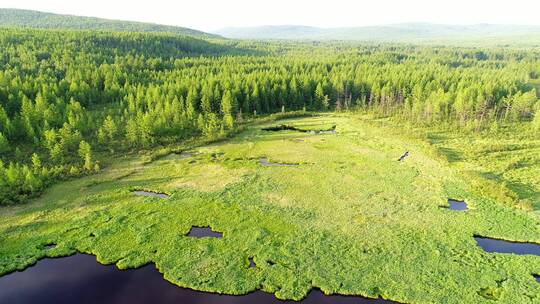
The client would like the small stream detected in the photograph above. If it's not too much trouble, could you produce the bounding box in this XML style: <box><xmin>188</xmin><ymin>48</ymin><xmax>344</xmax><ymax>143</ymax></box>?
<box><xmin>0</xmin><ymin>254</ymin><xmax>398</xmax><ymax>304</ymax></box>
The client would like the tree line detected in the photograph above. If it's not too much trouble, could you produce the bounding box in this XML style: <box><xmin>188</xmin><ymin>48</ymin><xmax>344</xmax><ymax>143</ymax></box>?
<box><xmin>1</xmin><ymin>28</ymin><xmax>539</xmax><ymax>204</ymax></box>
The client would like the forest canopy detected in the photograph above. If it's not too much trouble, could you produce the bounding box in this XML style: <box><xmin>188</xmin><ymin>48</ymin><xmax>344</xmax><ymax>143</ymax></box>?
<box><xmin>0</xmin><ymin>8</ymin><xmax>220</xmax><ymax>38</ymax></box>
<box><xmin>0</xmin><ymin>27</ymin><xmax>539</xmax><ymax>205</ymax></box>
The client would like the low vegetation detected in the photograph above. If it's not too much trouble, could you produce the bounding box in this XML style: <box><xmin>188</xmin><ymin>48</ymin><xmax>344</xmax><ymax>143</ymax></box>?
<box><xmin>1</xmin><ymin>114</ymin><xmax>540</xmax><ymax>303</ymax></box>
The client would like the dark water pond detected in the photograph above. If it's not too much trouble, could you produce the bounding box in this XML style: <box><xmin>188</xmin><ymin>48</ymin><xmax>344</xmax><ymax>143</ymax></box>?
<box><xmin>188</xmin><ymin>226</ymin><xmax>223</xmax><ymax>238</ymax></box>
<box><xmin>447</xmin><ymin>199</ymin><xmax>468</xmax><ymax>211</ymax></box>
<box><xmin>260</xmin><ymin>158</ymin><xmax>298</xmax><ymax>167</ymax></box>
<box><xmin>475</xmin><ymin>237</ymin><xmax>540</xmax><ymax>256</ymax></box>
<box><xmin>262</xmin><ymin>125</ymin><xmax>336</xmax><ymax>135</ymax></box>
<box><xmin>132</xmin><ymin>190</ymin><xmax>169</xmax><ymax>199</ymax></box>
<box><xmin>0</xmin><ymin>254</ymin><xmax>397</xmax><ymax>304</ymax></box>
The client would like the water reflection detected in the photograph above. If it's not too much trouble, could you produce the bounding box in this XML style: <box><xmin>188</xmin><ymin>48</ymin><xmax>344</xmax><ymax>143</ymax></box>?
<box><xmin>447</xmin><ymin>199</ymin><xmax>467</xmax><ymax>211</ymax></box>
<box><xmin>475</xmin><ymin>237</ymin><xmax>540</xmax><ymax>256</ymax></box>
<box><xmin>187</xmin><ymin>226</ymin><xmax>223</xmax><ymax>238</ymax></box>
<box><xmin>0</xmin><ymin>254</ymin><xmax>398</xmax><ymax>304</ymax></box>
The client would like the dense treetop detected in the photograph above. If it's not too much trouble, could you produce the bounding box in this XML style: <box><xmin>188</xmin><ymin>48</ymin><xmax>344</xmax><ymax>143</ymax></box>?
<box><xmin>0</xmin><ymin>27</ymin><xmax>539</xmax><ymax>205</ymax></box>
<box><xmin>0</xmin><ymin>8</ymin><xmax>220</xmax><ymax>39</ymax></box>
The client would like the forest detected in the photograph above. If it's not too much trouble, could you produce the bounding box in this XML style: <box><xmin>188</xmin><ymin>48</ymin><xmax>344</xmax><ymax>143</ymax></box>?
<box><xmin>0</xmin><ymin>8</ymin><xmax>217</xmax><ymax>38</ymax></box>
<box><xmin>1</xmin><ymin>27</ymin><xmax>540</xmax><ymax>205</ymax></box>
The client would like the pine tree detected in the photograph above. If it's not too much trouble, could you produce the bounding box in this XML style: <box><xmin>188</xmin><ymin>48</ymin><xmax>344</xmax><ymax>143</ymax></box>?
<box><xmin>78</xmin><ymin>140</ymin><xmax>92</xmax><ymax>171</ymax></box>
<box><xmin>197</xmin><ymin>114</ymin><xmax>205</xmax><ymax>132</ymax></box>
<box><xmin>125</xmin><ymin>118</ymin><xmax>139</xmax><ymax>147</ymax></box>
<box><xmin>31</xmin><ymin>153</ymin><xmax>41</xmax><ymax>174</ymax></box>
<box><xmin>0</xmin><ymin>132</ymin><xmax>9</xmax><ymax>154</ymax></box>
<box><xmin>23</xmin><ymin>168</ymin><xmax>42</xmax><ymax>193</ymax></box>
<box><xmin>103</xmin><ymin>115</ymin><xmax>117</xmax><ymax>142</ymax></box>
<box><xmin>203</xmin><ymin>113</ymin><xmax>220</xmax><ymax>138</ymax></box>
<box><xmin>323</xmin><ymin>95</ymin><xmax>330</xmax><ymax>110</ymax></box>
<box><xmin>221</xmin><ymin>90</ymin><xmax>234</xmax><ymax>129</ymax></box>
<box><xmin>315</xmin><ymin>83</ymin><xmax>325</xmax><ymax>110</ymax></box>
<box><xmin>0</xmin><ymin>104</ymin><xmax>10</xmax><ymax>136</ymax></box>
<box><xmin>201</xmin><ymin>85</ymin><xmax>213</xmax><ymax>114</ymax></box>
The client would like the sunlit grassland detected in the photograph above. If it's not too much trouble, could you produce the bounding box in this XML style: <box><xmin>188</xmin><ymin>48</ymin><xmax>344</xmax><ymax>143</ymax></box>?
<box><xmin>417</xmin><ymin>121</ymin><xmax>540</xmax><ymax>212</ymax></box>
<box><xmin>1</xmin><ymin>113</ymin><xmax>540</xmax><ymax>303</ymax></box>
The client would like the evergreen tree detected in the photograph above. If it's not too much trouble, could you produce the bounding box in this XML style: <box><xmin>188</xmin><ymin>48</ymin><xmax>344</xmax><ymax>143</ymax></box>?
<box><xmin>0</xmin><ymin>132</ymin><xmax>9</xmax><ymax>154</ymax></box>
<box><xmin>203</xmin><ymin>113</ymin><xmax>220</xmax><ymax>138</ymax></box>
<box><xmin>221</xmin><ymin>90</ymin><xmax>235</xmax><ymax>129</ymax></box>
<box><xmin>323</xmin><ymin>95</ymin><xmax>330</xmax><ymax>110</ymax></box>
<box><xmin>31</xmin><ymin>153</ymin><xmax>41</xmax><ymax>174</ymax></box>
<box><xmin>78</xmin><ymin>140</ymin><xmax>92</xmax><ymax>171</ymax></box>
<box><xmin>315</xmin><ymin>83</ymin><xmax>325</xmax><ymax>110</ymax></box>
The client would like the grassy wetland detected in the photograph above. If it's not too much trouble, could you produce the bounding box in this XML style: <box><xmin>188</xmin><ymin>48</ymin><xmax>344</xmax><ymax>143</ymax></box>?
<box><xmin>2</xmin><ymin>113</ymin><xmax>540</xmax><ymax>303</ymax></box>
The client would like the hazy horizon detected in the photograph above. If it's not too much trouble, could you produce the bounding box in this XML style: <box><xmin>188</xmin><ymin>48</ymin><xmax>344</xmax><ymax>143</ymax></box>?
<box><xmin>2</xmin><ymin>0</ymin><xmax>540</xmax><ymax>32</ymax></box>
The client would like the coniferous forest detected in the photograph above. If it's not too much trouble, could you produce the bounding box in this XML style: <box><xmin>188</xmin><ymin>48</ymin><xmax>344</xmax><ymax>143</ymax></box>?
<box><xmin>1</xmin><ymin>27</ymin><xmax>539</xmax><ymax>205</ymax></box>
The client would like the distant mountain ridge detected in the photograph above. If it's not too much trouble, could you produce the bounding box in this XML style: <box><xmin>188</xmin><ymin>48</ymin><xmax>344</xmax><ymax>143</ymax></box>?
<box><xmin>215</xmin><ymin>23</ymin><xmax>540</xmax><ymax>41</ymax></box>
<box><xmin>0</xmin><ymin>8</ymin><xmax>220</xmax><ymax>38</ymax></box>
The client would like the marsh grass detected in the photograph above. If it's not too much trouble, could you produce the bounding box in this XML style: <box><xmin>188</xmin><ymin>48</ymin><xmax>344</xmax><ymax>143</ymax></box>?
<box><xmin>1</xmin><ymin>113</ymin><xmax>540</xmax><ymax>303</ymax></box>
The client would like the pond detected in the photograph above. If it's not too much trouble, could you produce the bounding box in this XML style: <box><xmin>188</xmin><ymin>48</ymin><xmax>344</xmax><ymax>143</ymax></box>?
<box><xmin>132</xmin><ymin>190</ymin><xmax>169</xmax><ymax>199</ymax></box>
<box><xmin>187</xmin><ymin>226</ymin><xmax>223</xmax><ymax>238</ymax></box>
<box><xmin>262</xmin><ymin>124</ymin><xmax>336</xmax><ymax>135</ymax></box>
<box><xmin>475</xmin><ymin>236</ymin><xmax>540</xmax><ymax>256</ymax></box>
<box><xmin>0</xmin><ymin>254</ymin><xmax>398</xmax><ymax>304</ymax></box>
<box><xmin>447</xmin><ymin>199</ymin><xmax>468</xmax><ymax>211</ymax></box>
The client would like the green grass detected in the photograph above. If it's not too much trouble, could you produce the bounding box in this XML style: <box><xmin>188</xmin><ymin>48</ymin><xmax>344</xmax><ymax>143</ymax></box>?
<box><xmin>1</xmin><ymin>113</ymin><xmax>540</xmax><ymax>303</ymax></box>
<box><xmin>420</xmin><ymin>122</ymin><xmax>540</xmax><ymax>212</ymax></box>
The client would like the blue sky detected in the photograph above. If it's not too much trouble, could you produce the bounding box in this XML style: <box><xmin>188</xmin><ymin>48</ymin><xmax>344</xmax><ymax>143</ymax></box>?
<box><xmin>2</xmin><ymin>0</ymin><xmax>539</xmax><ymax>31</ymax></box>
